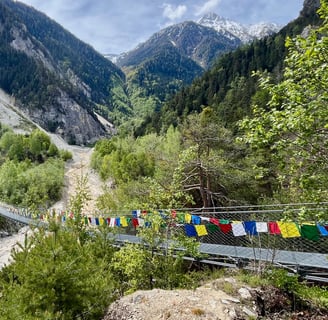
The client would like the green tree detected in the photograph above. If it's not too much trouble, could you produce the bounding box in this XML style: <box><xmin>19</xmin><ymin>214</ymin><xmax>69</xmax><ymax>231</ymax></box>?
<box><xmin>28</xmin><ymin>129</ymin><xmax>51</xmax><ymax>162</ymax></box>
<box><xmin>0</xmin><ymin>225</ymin><xmax>115</xmax><ymax>319</ymax></box>
<box><xmin>240</xmin><ymin>1</ymin><xmax>328</xmax><ymax>205</ymax></box>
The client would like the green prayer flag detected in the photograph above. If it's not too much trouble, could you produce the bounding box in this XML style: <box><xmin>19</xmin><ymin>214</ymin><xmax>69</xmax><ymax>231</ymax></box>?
<box><xmin>207</xmin><ymin>224</ymin><xmax>220</xmax><ymax>232</ymax></box>
<box><xmin>301</xmin><ymin>224</ymin><xmax>320</xmax><ymax>241</ymax></box>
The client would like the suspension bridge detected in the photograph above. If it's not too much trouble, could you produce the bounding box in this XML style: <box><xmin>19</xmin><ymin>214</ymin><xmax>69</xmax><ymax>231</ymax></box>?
<box><xmin>1</xmin><ymin>202</ymin><xmax>328</xmax><ymax>282</ymax></box>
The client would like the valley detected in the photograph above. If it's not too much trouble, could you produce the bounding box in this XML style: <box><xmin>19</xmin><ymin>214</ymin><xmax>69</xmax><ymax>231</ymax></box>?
<box><xmin>0</xmin><ymin>1</ymin><xmax>327</xmax><ymax>319</ymax></box>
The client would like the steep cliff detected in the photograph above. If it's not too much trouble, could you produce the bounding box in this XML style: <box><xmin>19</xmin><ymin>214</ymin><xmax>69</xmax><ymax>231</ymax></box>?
<box><xmin>0</xmin><ymin>0</ymin><xmax>131</xmax><ymax>145</ymax></box>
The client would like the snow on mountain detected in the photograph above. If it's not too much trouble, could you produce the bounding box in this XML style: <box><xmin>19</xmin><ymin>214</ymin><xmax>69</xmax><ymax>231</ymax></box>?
<box><xmin>248</xmin><ymin>22</ymin><xmax>281</xmax><ymax>39</ymax></box>
<box><xmin>198</xmin><ymin>13</ymin><xmax>281</xmax><ymax>43</ymax></box>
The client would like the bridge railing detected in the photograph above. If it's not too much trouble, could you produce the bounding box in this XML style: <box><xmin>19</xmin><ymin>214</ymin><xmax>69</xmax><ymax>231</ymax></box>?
<box><xmin>1</xmin><ymin>202</ymin><xmax>328</xmax><ymax>277</ymax></box>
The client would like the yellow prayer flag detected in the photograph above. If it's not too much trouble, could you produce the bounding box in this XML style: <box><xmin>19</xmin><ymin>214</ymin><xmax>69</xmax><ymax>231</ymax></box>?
<box><xmin>99</xmin><ymin>217</ymin><xmax>104</xmax><ymax>226</ymax></box>
<box><xmin>277</xmin><ymin>221</ymin><xmax>301</xmax><ymax>238</ymax></box>
<box><xmin>120</xmin><ymin>216</ymin><xmax>128</xmax><ymax>227</ymax></box>
<box><xmin>195</xmin><ymin>225</ymin><xmax>208</xmax><ymax>237</ymax></box>
<box><xmin>185</xmin><ymin>213</ymin><xmax>192</xmax><ymax>223</ymax></box>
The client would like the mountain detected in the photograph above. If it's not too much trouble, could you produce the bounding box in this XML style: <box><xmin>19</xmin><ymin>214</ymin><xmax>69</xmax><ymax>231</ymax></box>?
<box><xmin>116</xmin><ymin>21</ymin><xmax>242</xmax><ymax>126</ymax></box>
<box><xmin>116</xmin><ymin>15</ymin><xmax>282</xmax><ymax>127</ymax></box>
<box><xmin>0</xmin><ymin>0</ymin><xmax>131</xmax><ymax>145</ymax></box>
<box><xmin>117</xmin><ymin>21</ymin><xmax>241</xmax><ymax>69</ymax></box>
<box><xmin>138</xmin><ymin>0</ymin><xmax>321</xmax><ymax>135</ymax></box>
<box><xmin>197</xmin><ymin>13</ymin><xmax>281</xmax><ymax>43</ymax></box>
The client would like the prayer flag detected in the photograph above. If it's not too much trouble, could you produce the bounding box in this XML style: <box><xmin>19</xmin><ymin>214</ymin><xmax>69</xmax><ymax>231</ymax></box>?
<box><xmin>185</xmin><ymin>213</ymin><xmax>192</xmax><ymax>224</ymax></box>
<box><xmin>177</xmin><ymin>213</ymin><xmax>185</xmax><ymax>223</ymax></box>
<box><xmin>232</xmin><ymin>222</ymin><xmax>246</xmax><ymax>237</ymax></box>
<box><xmin>300</xmin><ymin>224</ymin><xmax>320</xmax><ymax>241</ymax></box>
<box><xmin>132</xmin><ymin>218</ymin><xmax>139</xmax><ymax>228</ymax></box>
<box><xmin>109</xmin><ymin>218</ymin><xmax>116</xmax><ymax>227</ymax></box>
<box><xmin>195</xmin><ymin>225</ymin><xmax>208</xmax><ymax>236</ymax></box>
<box><xmin>132</xmin><ymin>210</ymin><xmax>138</xmax><ymax>218</ymax></box>
<box><xmin>192</xmin><ymin>215</ymin><xmax>201</xmax><ymax>225</ymax></box>
<box><xmin>206</xmin><ymin>224</ymin><xmax>220</xmax><ymax>232</ymax></box>
<box><xmin>120</xmin><ymin>216</ymin><xmax>128</xmax><ymax>227</ymax></box>
<box><xmin>268</xmin><ymin>222</ymin><xmax>281</xmax><ymax>235</ymax></box>
<box><xmin>185</xmin><ymin>224</ymin><xmax>197</xmax><ymax>237</ymax></box>
<box><xmin>277</xmin><ymin>221</ymin><xmax>301</xmax><ymax>238</ymax></box>
<box><xmin>138</xmin><ymin>218</ymin><xmax>145</xmax><ymax>227</ymax></box>
<box><xmin>317</xmin><ymin>224</ymin><xmax>328</xmax><ymax>236</ymax></box>
<box><xmin>243</xmin><ymin>221</ymin><xmax>258</xmax><ymax>236</ymax></box>
<box><xmin>209</xmin><ymin>218</ymin><xmax>220</xmax><ymax>226</ymax></box>
<box><xmin>256</xmin><ymin>222</ymin><xmax>268</xmax><ymax>233</ymax></box>
<box><xmin>218</xmin><ymin>223</ymin><xmax>232</xmax><ymax>234</ymax></box>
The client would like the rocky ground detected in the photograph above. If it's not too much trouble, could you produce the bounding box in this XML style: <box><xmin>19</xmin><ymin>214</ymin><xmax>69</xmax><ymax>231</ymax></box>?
<box><xmin>104</xmin><ymin>277</ymin><xmax>328</xmax><ymax>320</ymax></box>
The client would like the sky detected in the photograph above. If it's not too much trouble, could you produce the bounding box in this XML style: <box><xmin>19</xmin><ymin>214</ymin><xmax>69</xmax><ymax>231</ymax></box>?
<box><xmin>19</xmin><ymin>0</ymin><xmax>304</xmax><ymax>55</ymax></box>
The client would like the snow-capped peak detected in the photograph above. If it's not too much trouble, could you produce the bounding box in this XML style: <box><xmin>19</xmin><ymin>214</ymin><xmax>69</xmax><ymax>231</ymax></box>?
<box><xmin>197</xmin><ymin>12</ymin><xmax>281</xmax><ymax>43</ymax></box>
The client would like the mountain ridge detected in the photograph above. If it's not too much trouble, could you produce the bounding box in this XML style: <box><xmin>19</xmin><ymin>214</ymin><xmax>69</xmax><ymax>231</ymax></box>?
<box><xmin>197</xmin><ymin>13</ymin><xmax>281</xmax><ymax>44</ymax></box>
<box><xmin>0</xmin><ymin>0</ymin><xmax>130</xmax><ymax>145</ymax></box>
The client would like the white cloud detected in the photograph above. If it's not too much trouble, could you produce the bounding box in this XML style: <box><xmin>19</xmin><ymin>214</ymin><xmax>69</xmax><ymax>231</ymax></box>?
<box><xmin>162</xmin><ymin>3</ymin><xmax>187</xmax><ymax>21</ymax></box>
<box><xmin>195</xmin><ymin>0</ymin><xmax>221</xmax><ymax>16</ymax></box>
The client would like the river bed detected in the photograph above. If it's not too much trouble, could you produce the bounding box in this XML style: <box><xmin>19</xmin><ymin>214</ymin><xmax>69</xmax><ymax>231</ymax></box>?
<box><xmin>0</xmin><ymin>226</ymin><xmax>31</xmax><ymax>269</ymax></box>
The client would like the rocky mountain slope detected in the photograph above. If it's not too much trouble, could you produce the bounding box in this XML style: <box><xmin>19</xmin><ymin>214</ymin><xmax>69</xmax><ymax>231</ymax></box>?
<box><xmin>198</xmin><ymin>13</ymin><xmax>280</xmax><ymax>43</ymax></box>
<box><xmin>0</xmin><ymin>0</ymin><xmax>130</xmax><ymax>145</ymax></box>
<box><xmin>117</xmin><ymin>21</ymin><xmax>241</xmax><ymax>70</ymax></box>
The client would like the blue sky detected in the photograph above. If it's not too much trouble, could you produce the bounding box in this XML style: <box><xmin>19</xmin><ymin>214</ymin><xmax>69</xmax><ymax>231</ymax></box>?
<box><xmin>19</xmin><ymin>0</ymin><xmax>304</xmax><ymax>54</ymax></box>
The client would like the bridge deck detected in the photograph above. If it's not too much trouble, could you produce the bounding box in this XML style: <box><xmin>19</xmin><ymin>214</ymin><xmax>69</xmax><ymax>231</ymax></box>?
<box><xmin>1</xmin><ymin>207</ymin><xmax>328</xmax><ymax>276</ymax></box>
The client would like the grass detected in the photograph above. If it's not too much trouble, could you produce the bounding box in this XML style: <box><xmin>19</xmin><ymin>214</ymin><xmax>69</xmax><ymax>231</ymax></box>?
<box><xmin>191</xmin><ymin>308</ymin><xmax>205</xmax><ymax>316</ymax></box>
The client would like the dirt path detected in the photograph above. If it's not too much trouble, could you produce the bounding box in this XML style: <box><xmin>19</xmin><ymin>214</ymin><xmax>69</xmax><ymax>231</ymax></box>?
<box><xmin>0</xmin><ymin>89</ymin><xmax>105</xmax><ymax>214</ymax></box>
<box><xmin>49</xmin><ymin>134</ymin><xmax>104</xmax><ymax>214</ymax></box>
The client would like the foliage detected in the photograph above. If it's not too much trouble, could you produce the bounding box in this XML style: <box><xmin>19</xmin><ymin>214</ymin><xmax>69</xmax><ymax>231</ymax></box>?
<box><xmin>0</xmin><ymin>128</ymin><xmax>67</xmax><ymax>210</ymax></box>
<box><xmin>93</xmin><ymin>111</ymin><xmax>266</xmax><ymax>209</ymax></box>
<box><xmin>0</xmin><ymin>175</ymin><xmax>203</xmax><ymax>319</ymax></box>
<box><xmin>138</xmin><ymin>4</ymin><xmax>321</xmax><ymax>136</ymax></box>
<box><xmin>264</xmin><ymin>267</ymin><xmax>328</xmax><ymax>309</ymax></box>
<box><xmin>111</xmin><ymin>211</ymin><xmax>201</xmax><ymax>294</ymax></box>
<box><xmin>240</xmin><ymin>1</ymin><xmax>328</xmax><ymax>205</ymax></box>
<box><xmin>0</xmin><ymin>0</ymin><xmax>131</xmax><ymax>129</ymax></box>
<box><xmin>0</xmin><ymin>224</ymin><xmax>116</xmax><ymax>319</ymax></box>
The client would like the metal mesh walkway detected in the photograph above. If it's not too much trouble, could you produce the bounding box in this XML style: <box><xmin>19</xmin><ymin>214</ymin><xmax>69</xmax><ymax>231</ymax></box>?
<box><xmin>1</xmin><ymin>203</ymin><xmax>328</xmax><ymax>281</ymax></box>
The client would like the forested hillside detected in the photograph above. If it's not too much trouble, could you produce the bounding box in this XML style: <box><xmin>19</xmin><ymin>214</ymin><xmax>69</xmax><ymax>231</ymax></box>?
<box><xmin>138</xmin><ymin>1</ymin><xmax>322</xmax><ymax>135</ymax></box>
<box><xmin>0</xmin><ymin>0</ymin><xmax>131</xmax><ymax>144</ymax></box>
<box><xmin>91</xmin><ymin>0</ymin><xmax>326</xmax><ymax>210</ymax></box>
<box><xmin>119</xmin><ymin>21</ymin><xmax>241</xmax><ymax>131</ymax></box>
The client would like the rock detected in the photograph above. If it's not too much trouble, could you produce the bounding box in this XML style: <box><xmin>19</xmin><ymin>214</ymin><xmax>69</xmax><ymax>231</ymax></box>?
<box><xmin>243</xmin><ymin>306</ymin><xmax>258</xmax><ymax>318</ymax></box>
<box><xmin>228</xmin><ymin>308</ymin><xmax>237</xmax><ymax>318</ymax></box>
<box><xmin>238</xmin><ymin>287</ymin><xmax>252</xmax><ymax>300</ymax></box>
<box><xmin>225</xmin><ymin>297</ymin><xmax>240</xmax><ymax>304</ymax></box>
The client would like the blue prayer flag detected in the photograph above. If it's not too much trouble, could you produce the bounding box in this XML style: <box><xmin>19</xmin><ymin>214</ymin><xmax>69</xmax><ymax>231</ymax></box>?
<box><xmin>185</xmin><ymin>224</ymin><xmax>197</xmax><ymax>237</ymax></box>
<box><xmin>243</xmin><ymin>221</ymin><xmax>258</xmax><ymax>236</ymax></box>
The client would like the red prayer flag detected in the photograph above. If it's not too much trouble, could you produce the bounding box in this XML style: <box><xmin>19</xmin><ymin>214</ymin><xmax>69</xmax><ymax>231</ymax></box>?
<box><xmin>210</xmin><ymin>218</ymin><xmax>220</xmax><ymax>226</ymax></box>
<box><xmin>132</xmin><ymin>218</ymin><xmax>139</xmax><ymax>228</ymax></box>
<box><xmin>219</xmin><ymin>223</ymin><xmax>232</xmax><ymax>233</ymax></box>
<box><xmin>268</xmin><ymin>221</ymin><xmax>281</xmax><ymax>235</ymax></box>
